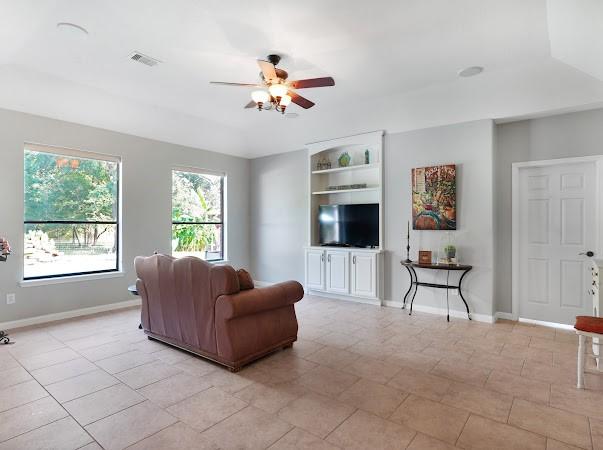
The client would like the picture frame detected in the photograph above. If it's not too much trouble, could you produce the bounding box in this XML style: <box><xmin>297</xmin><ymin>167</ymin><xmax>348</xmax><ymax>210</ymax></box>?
<box><xmin>418</xmin><ymin>250</ymin><xmax>432</xmax><ymax>265</ymax></box>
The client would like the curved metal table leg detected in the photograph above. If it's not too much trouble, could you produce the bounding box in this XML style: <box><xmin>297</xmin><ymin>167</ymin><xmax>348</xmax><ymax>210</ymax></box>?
<box><xmin>457</xmin><ymin>268</ymin><xmax>472</xmax><ymax>320</ymax></box>
<box><xmin>0</xmin><ymin>330</ymin><xmax>10</xmax><ymax>344</ymax></box>
<box><xmin>402</xmin><ymin>265</ymin><xmax>414</xmax><ymax>309</ymax></box>
<box><xmin>408</xmin><ymin>266</ymin><xmax>418</xmax><ymax>316</ymax></box>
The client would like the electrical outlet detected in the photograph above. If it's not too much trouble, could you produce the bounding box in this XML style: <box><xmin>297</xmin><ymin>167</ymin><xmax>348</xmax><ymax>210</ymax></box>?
<box><xmin>6</xmin><ymin>293</ymin><xmax>15</xmax><ymax>305</ymax></box>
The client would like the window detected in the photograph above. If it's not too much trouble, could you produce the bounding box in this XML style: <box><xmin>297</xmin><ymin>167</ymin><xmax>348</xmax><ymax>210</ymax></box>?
<box><xmin>23</xmin><ymin>145</ymin><xmax>120</xmax><ymax>280</ymax></box>
<box><xmin>172</xmin><ymin>169</ymin><xmax>224</xmax><ymax>261</ymax></box>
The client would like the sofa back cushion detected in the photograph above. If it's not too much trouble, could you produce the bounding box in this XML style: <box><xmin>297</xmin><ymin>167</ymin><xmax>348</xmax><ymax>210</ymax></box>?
<box><xmin>135</xmin><ymin>254</ymin><xmax>227</xmax><ymax>354</ymax></box>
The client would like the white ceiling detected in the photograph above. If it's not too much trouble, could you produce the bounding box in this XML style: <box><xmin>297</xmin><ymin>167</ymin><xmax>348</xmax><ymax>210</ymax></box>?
<box><xmin>1</xmin><ymin>0</ymin><xmax>603</xmax><ymax>158</ymax></box>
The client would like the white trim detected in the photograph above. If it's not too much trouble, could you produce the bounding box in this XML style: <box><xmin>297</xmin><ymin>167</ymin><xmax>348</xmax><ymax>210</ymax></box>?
<box><xmin>19</xmin><ymin>271</ymin><xmax>125</xmax><ymax>287</ymax></box>
<box><xmin>307</xmin><ymin>289</ymin><xmax>381</xmax><ymax>306</ymax></box>
<box><xmin>511</xmin><ymin>155</ymin><xmax>603</xmax><ymax>322</ymax></box>
<box><xmin>495</xmin><ymin>312</ymin><xmax>515</xmax><ymax>321</ymax></box>
<box><xmin>518</xmin><ymin>317</ymin><xmax>574</xmax><ymax>331</ymax></box>
<box><xmin>24</xmin><ymin>142</ymin><xmax>121</xmax><ymax>163</ymax></box>
<box><xmin>0</xmin><ymin>298</ymin><xmax>141</xmax><ymax>331</ymax></box>
<box><xmin>512</xmin><ymin>155</ymin><xmax>603</xmax><ymax>169</ymax></box>
<box><xmin>172</xmin><ymin>165</ymin><xmax>226</xmax><ymax>177</ymax></box>
<box><xmin>254</xmin><ymin>280</ymin><xmax>275</xmax><ymax>287</ymax></box>
<box><xmin>381</xmin><ymin>300</ymin><xmax>494</xmax><ymax>323</ymax></box>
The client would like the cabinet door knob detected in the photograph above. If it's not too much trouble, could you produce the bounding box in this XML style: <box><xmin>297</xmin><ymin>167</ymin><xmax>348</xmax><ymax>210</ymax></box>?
<box><xmin>328</xmin><ymin>254</ymin><xmax>331</xmax><ymax>263</ymax></box>
<box><xmin>353</xmin><ymin>256</ymin><xmax>356</xmax><ymax>264</ymax></box>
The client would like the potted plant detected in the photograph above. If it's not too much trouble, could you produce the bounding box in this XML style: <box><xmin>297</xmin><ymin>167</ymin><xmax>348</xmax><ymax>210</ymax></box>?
<box><xmin>444</xmin><ymin>244</ymin><xmax>456</xmax><ymax>261</ymax></box>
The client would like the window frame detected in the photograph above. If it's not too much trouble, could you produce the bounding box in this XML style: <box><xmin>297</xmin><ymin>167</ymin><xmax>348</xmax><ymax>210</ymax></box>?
<box><xmin>23</xmin><ymin>143</ymin><xmax>122</xmax><ymax>281</ymax></box>
<box><xmin>171</xmin><ymin>166</ymin><xmax>226</xmax><ymax>262</ymax></box>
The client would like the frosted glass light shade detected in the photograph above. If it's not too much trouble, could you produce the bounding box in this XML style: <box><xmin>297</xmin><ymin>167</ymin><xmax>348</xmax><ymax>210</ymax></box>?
<box><xmin>279</xmin><ymin>94</ymin><xmax>292</xmax><ymax>106</ymax></box>
<box><xmin>268</xmin><ymin>83</ymin><xmax>288</xmax><ymax>98</ymax></box>
<box><xmin>251</xmin><ymin>90</ymin><xmax>270</xmax><ymax>104</ymax></box>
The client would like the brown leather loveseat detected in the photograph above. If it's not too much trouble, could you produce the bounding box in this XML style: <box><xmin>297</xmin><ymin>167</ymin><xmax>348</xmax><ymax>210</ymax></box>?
<box><xmin>135</xmin><ymin>254</ymin><xmax>304</xmax><ymax>371</ymax></box>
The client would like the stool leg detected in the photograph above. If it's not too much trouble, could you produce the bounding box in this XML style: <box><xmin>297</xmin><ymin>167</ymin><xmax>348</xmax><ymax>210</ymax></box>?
<box><xmin>577</xmin><ymin>334</ymin><xmax>586</xmax><ymax>389</ymax></box>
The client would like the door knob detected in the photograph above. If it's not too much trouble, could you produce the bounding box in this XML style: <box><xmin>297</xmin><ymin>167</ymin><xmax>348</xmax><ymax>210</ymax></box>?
<box><xmin>580</xmin><ymin>251</ymin><xmax>595</xmax><ymax>257</ymax></box>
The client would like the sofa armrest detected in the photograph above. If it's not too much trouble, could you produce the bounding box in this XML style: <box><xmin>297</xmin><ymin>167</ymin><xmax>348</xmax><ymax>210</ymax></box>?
<box><xmin>216</xmin><ymin>281</ymin><xmax>303</xmax><ymax>320</ymax></box>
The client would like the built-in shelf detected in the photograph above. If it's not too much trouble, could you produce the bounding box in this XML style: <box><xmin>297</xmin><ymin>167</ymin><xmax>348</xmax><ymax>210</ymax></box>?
<box><xmin>311</xmin><ymin>163</ymin><xmax>379</xmax><ymax>175</ymax></box>
<box><xmin>311</xmin><ymin>187</ymin><xmax>379</xmax><ymax>195</ymax></box>
<box><xmin>306</xmin><ymin>131</ymin><xmax>384</xmax><ymax>303</ymax></box>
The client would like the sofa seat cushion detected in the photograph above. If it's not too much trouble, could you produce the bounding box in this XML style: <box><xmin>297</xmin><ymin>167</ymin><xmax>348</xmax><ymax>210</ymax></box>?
<box><xmin>575</xmin><ymin>316</ymin><xmax>603</xmax><ymax>334</ymax></box>
<box><xmin>237</xmin><ymin>269</ymin><xmax>254</xmax><ymax>290</ymax></box>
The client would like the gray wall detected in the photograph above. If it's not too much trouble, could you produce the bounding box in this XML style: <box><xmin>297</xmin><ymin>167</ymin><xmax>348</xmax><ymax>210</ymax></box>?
<box><xmin>385</xmin><ymin>120</ymin><xmax>495</xmax><ymax>316</ymax></box>
<box><xmin>0</xmin><ymin>108</ymin><xmax>250</xmax><ymax>324</ymax></box>
<box><xmin>250</xmin><ymin>150</ymin><xmax>308</xmax><ymax>283</ymax></box>
<box><xmin>494</xmin><ymin>108</ymin><xmax>603</xmax><ymax>313</ymax></box>
<box><xmin>250</xmin><ymin>120</ymin><xmax>496</xmax><ymax>317</ymax></box>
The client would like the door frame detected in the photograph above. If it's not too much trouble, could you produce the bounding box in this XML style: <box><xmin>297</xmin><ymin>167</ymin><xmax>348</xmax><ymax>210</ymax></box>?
<box><xmin>511</xmin><ymin>155</ymin><xmax>603</xmax><ymax>321</ymax></box>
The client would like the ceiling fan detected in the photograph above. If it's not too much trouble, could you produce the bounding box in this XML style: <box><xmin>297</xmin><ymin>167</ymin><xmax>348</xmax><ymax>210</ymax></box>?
<box><xmin>210</xmin><ymin>54</ymin><xmax>335</xmax><ymax>114</ymax></box>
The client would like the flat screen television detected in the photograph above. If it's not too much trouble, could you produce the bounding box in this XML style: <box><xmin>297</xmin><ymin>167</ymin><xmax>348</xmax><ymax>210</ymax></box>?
<box><xmin>318</xmin><ymin>203</ymin><xmax>379</xmax><ymax>248</ymax></box>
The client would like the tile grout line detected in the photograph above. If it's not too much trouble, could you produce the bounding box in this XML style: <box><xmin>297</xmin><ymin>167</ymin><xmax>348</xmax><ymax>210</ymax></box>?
<box><xmin>454</xmin><ymin>411</ymin><xmax>472</xmax><ymax>447</ymax></box>
<box><xmin>0</xmin><ymin>355</ymin><xmax>101</xmax><ymax>448</ymax></box>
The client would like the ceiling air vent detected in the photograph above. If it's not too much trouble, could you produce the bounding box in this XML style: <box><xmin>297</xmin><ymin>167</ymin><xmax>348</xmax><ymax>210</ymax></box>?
<box><xmin>130</xmin><ymin>52</ymin><xmax>161</xmax><ymax>67</ymax></box>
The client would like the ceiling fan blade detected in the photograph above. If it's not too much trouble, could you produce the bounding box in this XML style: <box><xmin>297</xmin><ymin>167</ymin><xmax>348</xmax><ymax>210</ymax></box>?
<box><xmin>289</xmin><ymin>77</ymin><xmax>335</xmax><ymax>89</ymax></box>
<box><xmin>257</xmin><ymin>60</ymin><xmax>277</xmax><ymax>82</ymax></box>
<box><xmin>210</xmin><ymin>81</ymin><xmax>261</xmax><ymax>87</ymax></box>
<box><xmin>244</xmin><ymin>100</ymin><xmax>257</xmax><ymax>109</ymax></box>
<box><xmin>289</xmin><ymin>91</ymin><xmax>315</xmax><ymax>109</ymax></box>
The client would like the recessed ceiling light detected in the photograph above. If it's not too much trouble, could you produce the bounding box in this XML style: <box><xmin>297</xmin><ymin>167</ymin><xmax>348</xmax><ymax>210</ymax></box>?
<box><xmin>56</xmin><ymin>22</ymin><xmax>89</xmax><ymax>36</ymax></box>
<box><xmin>458</xmin><ymin>66</ymin><xmax>484</xmax><ymax>78</ymax></box>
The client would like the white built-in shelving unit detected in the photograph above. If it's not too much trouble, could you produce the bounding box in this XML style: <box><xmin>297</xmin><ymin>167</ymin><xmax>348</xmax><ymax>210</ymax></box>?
<box><xmin>305</xmin><ymin>130</ymin><xmax>384</xmax><ymax>304</ymax></box>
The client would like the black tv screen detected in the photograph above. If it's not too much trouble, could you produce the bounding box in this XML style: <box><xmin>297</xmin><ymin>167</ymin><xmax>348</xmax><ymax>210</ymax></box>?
<box><xmin>318</xmin><ymin>203</ymin><xmax>379</xmax><ymax>248</ymax></box>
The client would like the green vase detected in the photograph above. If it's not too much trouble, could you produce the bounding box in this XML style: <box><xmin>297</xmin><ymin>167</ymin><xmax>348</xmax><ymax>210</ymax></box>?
<box><xmin>338</xmin><ymin>152</ymin><xmax>351</xmax><ymax>167</ymax></box>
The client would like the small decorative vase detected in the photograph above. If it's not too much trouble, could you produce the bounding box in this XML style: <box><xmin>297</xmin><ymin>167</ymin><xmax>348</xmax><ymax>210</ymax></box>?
<box><xmin>338</xmin><ymin>152</ymin><xmax>351</xmax><ymax>167</ymax></box>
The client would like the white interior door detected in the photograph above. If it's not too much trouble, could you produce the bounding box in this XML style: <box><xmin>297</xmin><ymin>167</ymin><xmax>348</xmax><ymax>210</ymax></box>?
<box><xmin>518</xmin><ymin>161</ymin><xmax>597</xmax><ymax>324</ymax></box>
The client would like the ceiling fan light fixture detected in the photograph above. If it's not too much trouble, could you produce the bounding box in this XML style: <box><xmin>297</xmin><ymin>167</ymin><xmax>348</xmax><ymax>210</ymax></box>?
<box><xmin>279</xmin><ymin>94</ymin><xmax>292</xmax><ymax>106</ymax></box>
<box><xmin>268</xmin><ymin>83</ymin><xmax>288</xmax><ymax>99</ymax></box>
<box><xmin>251</xmin><ymin>90</ymin><xmax>270</xmax><ymax>107</ymax></box>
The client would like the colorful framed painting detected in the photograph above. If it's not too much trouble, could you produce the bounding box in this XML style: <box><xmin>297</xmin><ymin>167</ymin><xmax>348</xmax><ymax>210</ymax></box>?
<box><xmin>412</xmin><ymin>164</ymin><xmax>456</xmax><ymax>230</ymax></box>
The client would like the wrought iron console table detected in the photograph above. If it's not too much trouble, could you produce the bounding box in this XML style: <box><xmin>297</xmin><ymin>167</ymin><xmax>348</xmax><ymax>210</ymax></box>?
<box><xmin>1</xmin><ymin>245</ymin><xmax>11</xmax><ymax>344</ymax></box>
<box><xmin>400</xmin><ymin>261</ymin><xmax>473</xmax><ymax>321</ymax></box>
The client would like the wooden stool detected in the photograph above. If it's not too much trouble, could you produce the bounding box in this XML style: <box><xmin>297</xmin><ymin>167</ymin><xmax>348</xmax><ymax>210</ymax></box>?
<box><xmin>575</xmin><ymin>316</ymin><xmax>603</xmax><ymax>389</ymax></box>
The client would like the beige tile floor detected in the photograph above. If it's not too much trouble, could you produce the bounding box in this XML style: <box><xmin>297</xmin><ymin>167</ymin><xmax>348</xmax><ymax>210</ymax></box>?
<box><xmin>1</xmin><ymin>295</ymin><xmax>602</xmax><ymax>449</ymax></box>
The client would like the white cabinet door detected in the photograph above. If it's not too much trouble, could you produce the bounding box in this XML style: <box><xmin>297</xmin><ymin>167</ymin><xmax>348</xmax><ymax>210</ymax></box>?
<box><xmin>326</xmin><ymin>251</ymin><xmax>349</xmax><ymax>294</ymax></box>
<box><xmin>306</xmin><ymin>250</ymin><xmax>325</xmax><ymax>290</ymax></box>
<box><xmin>351</xmin><ymin>252</ymin><xmax>377</xmax><ymax>298</ymax></box>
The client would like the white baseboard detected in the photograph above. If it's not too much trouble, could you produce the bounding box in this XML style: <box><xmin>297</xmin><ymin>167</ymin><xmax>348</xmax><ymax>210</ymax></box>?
<box><xmin>382</xmin><ymin>300</ymin><xmax>494</xmax><ymax>323</ymax></box>
<box><xmin>494</xmin><ymin>312</ymin><xmax>515</xmax><ymax>321</ymax></box>
<box><xmin>254</xmin><ymin>280</ymin><xmax>275</xmax><ymax>287</ymax></box>
<box><xmin>518</xmin><ymin>317</ymin><xmax>574</xmax><ymax>330</ymax></box>
<box><xmin>0</xmin><ymin>298</ymin><xmax>141</xmax><ymax>331</ymax></box>
<box><xmin>307</xmin><ymin>289</ymin><xmax>381</xmax><ymax>306</ymax></box>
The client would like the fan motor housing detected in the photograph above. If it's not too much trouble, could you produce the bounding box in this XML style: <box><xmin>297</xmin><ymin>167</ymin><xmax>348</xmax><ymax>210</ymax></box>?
<box><xmin>267</xmin><ymin>54</ymin><xmax>281</xmax><ymax>66</ymax></box>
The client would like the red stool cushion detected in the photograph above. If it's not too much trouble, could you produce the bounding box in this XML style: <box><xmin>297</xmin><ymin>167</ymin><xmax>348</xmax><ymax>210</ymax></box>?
<box><xmin>575</xmin><ymin>316</ymin><xmax>603</xmax><ymax>334</ymax></box>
